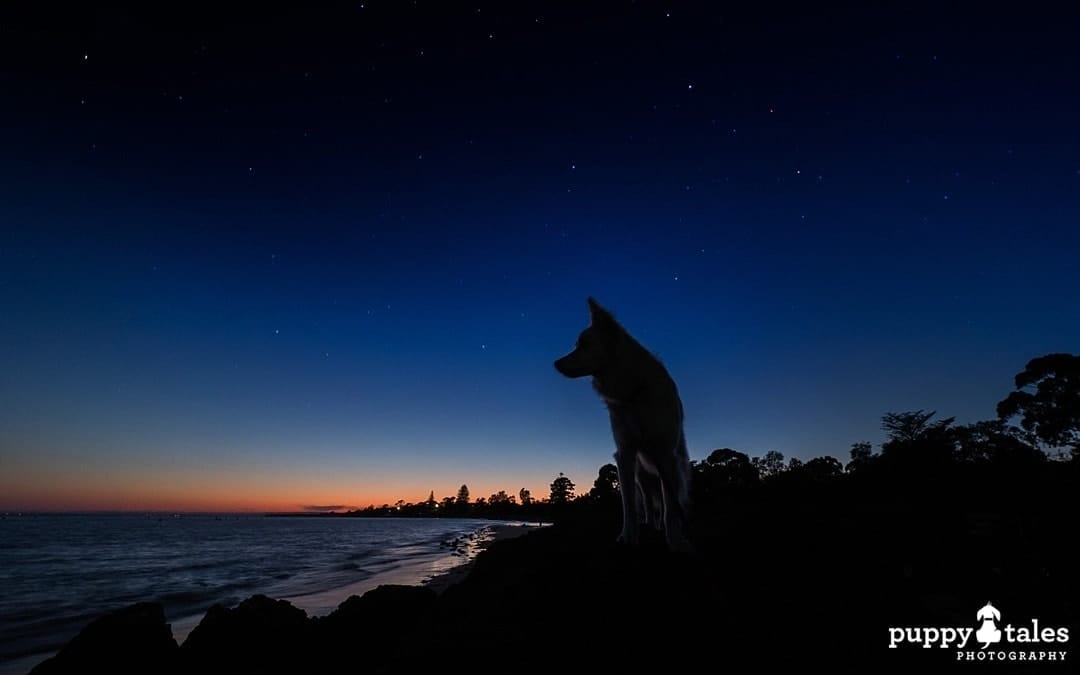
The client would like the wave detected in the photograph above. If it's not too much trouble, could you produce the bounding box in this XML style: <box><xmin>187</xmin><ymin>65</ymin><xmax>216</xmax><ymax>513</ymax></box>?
<box><xmin>0</xmin><ymin>517</ymin><xmax>499</xmax><ymax>669</ymax></box>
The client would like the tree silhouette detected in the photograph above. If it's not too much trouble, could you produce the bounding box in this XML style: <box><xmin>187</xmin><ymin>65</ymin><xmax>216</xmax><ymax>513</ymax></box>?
<box><xmin>880</xmin><ymin>410</ymin><xmax>957</xmax><ymax>471</ymax></box>
<box><xmin>518</xmin><ymin>488</ymin><xmax>533</xmax><ymax>506</ymax></box>
<box><xmin>549</xmin><ymin>473</ymin><xmax>576</xmax><ymax>505</ymax></box>
<box><xmin>691</xmin><ymin>448</ymin><xmax>759</xmax><ymax>508</ymax></box>
<box><xmin>802</xmin><ymin>456</ymin><xmax>843</xmax><ymax>480</ymax></box>
<box><xmin>752</xmin><ymin>451</ymin><xmax>786</xmax><ymax>479</ymax></box>
<box><xmin>953</xmin><ymin>420</ymin><xmax>1046</xmax><ymax>465</ymax></box>
<box><xmin>489</xmin><ymin>490</ymin><xmax>514</xmax><ymax>506</ymax></box>
<box><xmin>997</xmin><ymin>353</ymin><xmax>1080</xmax><ymax>456</ymax></box>
<box><xmin>846</xmin><ymin>441</ymin><xmax>875</xmax><ymax>474</ymax></box>
<box><xmin>703</xmin><ymin>448</ymin><xmax>759</xmax><ymax>484</ymax></box>
<box><xmin>589</xmin><ymin>463</ymin><xmax>620</xmax><ymax>500</ymax></box>
<box><xmin>881</xmin><ymin>410</ymin><xmax>955</xmax><ymax>445</ymax></box>
<box><xmin>456</xmin><ymin>484</ymin><xmax>470</xmax><ymax>506</ymax></box>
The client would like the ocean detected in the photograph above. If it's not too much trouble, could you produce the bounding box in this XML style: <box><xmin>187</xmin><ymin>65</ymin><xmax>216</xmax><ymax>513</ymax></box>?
<box><xmin>0</xmin><ymin>514</ymin><xmax>499</xmax><ymax>674</ymax></box>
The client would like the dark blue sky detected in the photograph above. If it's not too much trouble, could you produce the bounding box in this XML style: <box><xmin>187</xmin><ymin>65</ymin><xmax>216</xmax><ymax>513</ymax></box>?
<box><xmin>2</xmin><ymin>2</ymin><xmax>1079</xmax><ymax>510</ymax></box>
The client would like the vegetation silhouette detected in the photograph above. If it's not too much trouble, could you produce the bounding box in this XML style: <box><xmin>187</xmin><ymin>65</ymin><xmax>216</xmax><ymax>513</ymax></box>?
<box><xmin>997</xmin><ymin>353</ymin><xmax>1080</xmax><ymax>458</ymax></box>
<box><xmin>548</xmin><ymin>472</ymin><xmax>575</xmax><ymax>505</ymax></box>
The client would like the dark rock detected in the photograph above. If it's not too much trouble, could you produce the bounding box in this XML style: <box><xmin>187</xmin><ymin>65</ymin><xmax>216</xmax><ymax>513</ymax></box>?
<box><xmin>412</xmin><ymin>523</ymin><xmax>717</xmax><ymax>670</ymax></box>
<box><xmin>29</xmin><ymin>602</ymin><xmax>178</xmax><ymax>675</ymax></box>
<box><xmin>311</xmin><ymin>585</ymin><xmax>438</xmax><ymax>672</ymax></box>
<box><xmin>179</xmin><ymin>594</ymin><xmax>309</xmax><ymax>673</ymax></box>
<box><xmin>319</xmin><ymin>584</ymin><xmax>436</xmax><ymax>633</ymax></box>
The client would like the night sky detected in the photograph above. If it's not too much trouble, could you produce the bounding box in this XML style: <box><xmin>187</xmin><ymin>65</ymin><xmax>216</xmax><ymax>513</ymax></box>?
<box><xmin>3</xmin><ymin>2</ymin><xmax>1079</xmax><ymax>511</ymax></box>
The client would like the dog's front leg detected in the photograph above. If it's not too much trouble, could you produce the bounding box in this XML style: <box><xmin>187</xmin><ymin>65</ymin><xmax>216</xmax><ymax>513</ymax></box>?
<box><xmin>614</xmin><ymin>450</ymin><xmax>640</xmax><ymax>545</ymax></box>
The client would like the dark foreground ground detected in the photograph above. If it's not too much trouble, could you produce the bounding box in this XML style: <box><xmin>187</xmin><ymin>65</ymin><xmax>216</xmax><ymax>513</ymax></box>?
<box><xmin>30</xmin><ymin>470</ymin><xmax>1079</xmax><ymax>674</ymax></box>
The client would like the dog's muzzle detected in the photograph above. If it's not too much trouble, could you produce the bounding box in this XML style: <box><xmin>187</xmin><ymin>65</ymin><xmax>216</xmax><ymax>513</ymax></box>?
<box><xmin>554</xmin><ymin>353</ymin><xmax>591</xmax><ymax>378</ymax></box>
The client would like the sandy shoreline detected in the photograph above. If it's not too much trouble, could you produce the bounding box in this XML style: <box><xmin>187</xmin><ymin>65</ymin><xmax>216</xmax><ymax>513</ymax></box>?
<box><xmin>422</xmin><ymin>522</ymin><xmax>540</xmax><ymax>594</ymax></box>
<box><xmin>3</xmin><ymin>521</ymin><xmax>540</xmax><ymax>675</ymax></box>
<box><xmin>167</xmin><ymin>521</ymin><xmax>540</xmax><ymax>643</ymax></box>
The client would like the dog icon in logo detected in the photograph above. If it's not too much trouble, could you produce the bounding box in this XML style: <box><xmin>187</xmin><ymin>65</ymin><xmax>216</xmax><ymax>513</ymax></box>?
<box><xmin>975</xmin><ymin>602</ymin><xmax>1002</xmax><ymax>649</ymax></box>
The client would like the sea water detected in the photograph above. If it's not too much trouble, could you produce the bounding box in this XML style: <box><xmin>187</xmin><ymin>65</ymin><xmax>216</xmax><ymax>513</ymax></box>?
<box><xmin>0</xmin><ymin>514</ymin><xmax>494</xmax><ymax>673</ymax></box>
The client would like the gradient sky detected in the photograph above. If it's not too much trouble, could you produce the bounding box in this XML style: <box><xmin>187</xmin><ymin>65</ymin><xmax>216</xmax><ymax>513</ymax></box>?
<box><xmin>2</xmin><ymin>2</ymin><xmax>1079</xmax><ymax>511</ymax></box>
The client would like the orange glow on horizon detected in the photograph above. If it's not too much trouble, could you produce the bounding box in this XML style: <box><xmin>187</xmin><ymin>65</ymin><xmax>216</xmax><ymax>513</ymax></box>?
<box><xmin>0</xmin><ymin>472</ymin><xmax>565</xmax><ymax>513</ymax></box>
<box><xmin>0</xmin><ymin>444</ymin><xmax>583</xmax><ymax>513</ymax></box>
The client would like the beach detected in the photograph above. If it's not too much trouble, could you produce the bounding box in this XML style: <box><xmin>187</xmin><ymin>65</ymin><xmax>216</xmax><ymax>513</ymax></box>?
<box><xmin>0</xmin><ymin>516</ymin><xmax>536</xmax><ymax>675</ymax></box>
<box><xmin>421</xmin><ymin>523</ymin><xmax>539</xmax><ymax>593</ymax></box>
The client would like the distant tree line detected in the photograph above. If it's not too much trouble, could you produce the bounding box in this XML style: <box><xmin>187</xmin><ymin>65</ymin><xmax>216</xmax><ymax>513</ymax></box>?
<box><xmin>333</xmin><ymin>353</ymin><xmax>1080</xmax><ymax>522</ymax></box>
<box><xmin>334</xmin><ymin>472</ymin><xmax>578</xmax><ymax>520</ymax></box>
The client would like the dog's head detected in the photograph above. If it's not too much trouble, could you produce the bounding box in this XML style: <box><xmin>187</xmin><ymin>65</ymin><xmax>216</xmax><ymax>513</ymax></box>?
<box><xmin>554</xmin><ymin>297</ymin><xmax>620</xmax><ymax>379</ymax></box>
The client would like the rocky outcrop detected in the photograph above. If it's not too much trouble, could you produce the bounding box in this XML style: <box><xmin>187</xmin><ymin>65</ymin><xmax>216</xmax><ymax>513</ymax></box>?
<box><xmin>29</xmin><ymin>602</ymin><xmax>178</xmax><ymax>675</ymax></box>
<box><xmin>178</xmin><ymin>595</ymin><xmax>310</xmax><ymax>673</ymax></box>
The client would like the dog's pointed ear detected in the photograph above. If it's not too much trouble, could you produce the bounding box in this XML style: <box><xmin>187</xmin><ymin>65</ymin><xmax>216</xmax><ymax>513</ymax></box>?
<box><xmin>587</xmin><ymin>297</ymin><xmax>616</xmax><ymax>327</ymax></box>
